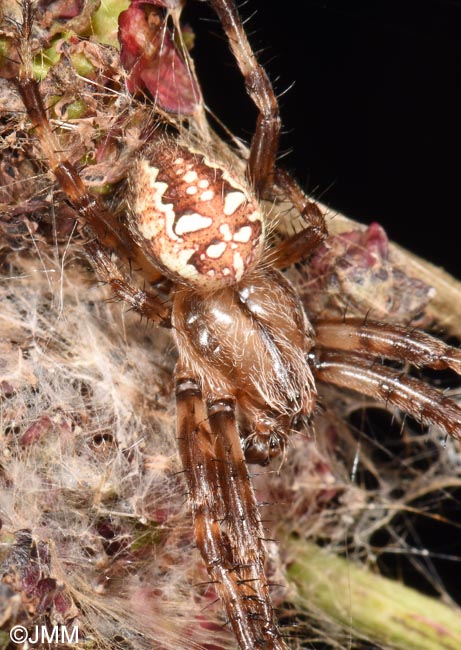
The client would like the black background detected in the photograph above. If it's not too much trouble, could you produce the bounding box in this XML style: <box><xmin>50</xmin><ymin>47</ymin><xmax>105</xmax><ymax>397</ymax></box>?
<box><xmin>186</xmin><ymin>0</ymin><xmax>461</xmax><ymax>278</ymax></box>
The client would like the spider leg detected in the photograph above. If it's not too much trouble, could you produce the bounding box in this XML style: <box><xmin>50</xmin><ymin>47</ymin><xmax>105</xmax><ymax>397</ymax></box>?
<box><xmin>208</xmin><ymin>1</ymin><xmax>329</xmax><ymax>253</ymax></box>
<box><xmin>208</xmin><ymin>0</ymin><xmax>280</xmax><ymax>194</ymax></box>
<box><xmin>271</xmin><ymin>202</ymin><xmax>327</xmax><ymax>269</ymax></box>
<box><xmin>313</xmin><ymin>350</ymin><xmax>461</xmax><ymax>439</ymax></box>
<box><xmin>15</xmin><ymin>0</ymin><xmax>163</xmax><ymax>284</ymax></box>
<box><xmin>176</xmin><ymin>373</ymin><xmax>288</xmax><ymax>650</ymax></box>
<box><xmin>314</xmin><ymin>318</ymin><xmax>461</xmax><ymax>375</ymax></box>
<box><xmin>86</xmin><ymin>240</ymin><xmax>171</xmax><ymax>326</ymax></box>
<box><xmin>207</xmin><ymin>0</ymin><xmax>329</xmax><ymax>263</ymax></box>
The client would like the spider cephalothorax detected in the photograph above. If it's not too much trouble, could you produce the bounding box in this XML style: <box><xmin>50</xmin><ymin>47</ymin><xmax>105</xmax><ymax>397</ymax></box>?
<box><xmin>172</xmin><ymin>266</ymin><xmax>317</xmax><ymax>464</ymax></box>
<box><xmin>7</xmin><ymin>1</ymin><xmax>461</xmax><ymax>648</ymax></box>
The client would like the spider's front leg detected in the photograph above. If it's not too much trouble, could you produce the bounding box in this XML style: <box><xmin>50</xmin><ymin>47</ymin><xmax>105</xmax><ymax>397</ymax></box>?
<box><xmin>176</xmin><ymin>371</ymin><xmax>288</xmax><ymax>650</ymax></box>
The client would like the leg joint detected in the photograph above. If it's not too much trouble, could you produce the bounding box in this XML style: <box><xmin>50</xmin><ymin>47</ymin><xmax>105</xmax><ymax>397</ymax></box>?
<box><xmin>175</xmin><ymin>378</ymin><xmax>202</xmax><ymax>398</ymax></box>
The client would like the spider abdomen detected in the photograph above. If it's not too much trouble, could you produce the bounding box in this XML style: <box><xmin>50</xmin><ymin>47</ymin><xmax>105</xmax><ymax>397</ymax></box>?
<box><xmin>128</xmin><ymin>139</ymin><xmax>264</xmax><ymax>289</ymax></box>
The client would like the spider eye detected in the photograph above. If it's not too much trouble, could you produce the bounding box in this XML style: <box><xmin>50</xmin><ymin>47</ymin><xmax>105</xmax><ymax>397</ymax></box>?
<box><xmin>129</xmin><ymin>140</ymin><xmax>264</xmax><ymax>289</ymax></box>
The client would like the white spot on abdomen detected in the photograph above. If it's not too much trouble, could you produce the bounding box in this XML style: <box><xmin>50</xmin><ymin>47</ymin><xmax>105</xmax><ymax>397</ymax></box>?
<box><xmin>175</xmin><ymin>213</ymin><xmax>213</xmax><ymax>235</ymax></box>
<box><xmin>183</xmin><ymin>170</ymin><xmax>198</xmax><ymax>183</ymax></box>
<box><xmin>219</xmin><ymin>224</ymin><xmax>232</xmax><ymax>241</ymax></box>
<box><xmin>233</xmin><ymin>251</ymin><xmax>244</xmax><ymax>280</ymax></box>
<box><xmin>248</xmin><ymin>210</ymin><xmax>262</xmax><ymax>222</ymax></box>
<box><xmin>223</xmin><ymin>191</ymin><xmax>246</xmax><ymax>216</ymax></box>
<box><xmin>200</xmin><ymin>190</ymin><xmax>215</xmax><ymax>202</ymax></box>
<box><xmin>233</xmin><ymin>226</ymin><xmax>252</xmax><ymax>243</ymax></box>
<box><xmin>206</xmin><ymin>242</ymin><xmax>227</xmax><ymax>259</ymax></box>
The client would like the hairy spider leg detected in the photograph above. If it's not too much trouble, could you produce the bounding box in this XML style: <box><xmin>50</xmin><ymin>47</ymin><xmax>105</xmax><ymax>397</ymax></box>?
<box><xmin>209</xmin><ymin>0</ymin><xmax>281</xmax><ymax>195</ymax></box>
<box><xmin>315</xmin><ymin>319</ymin><xmax>461</xmax><ymax>375</ymax></box>
<box><xmin>270</xmin><ymin>169</ymin><xmax>328</xmax><ymax>268</ymax></box>
<box><xmin>312</xmin><ymin>318</ymin><xmax>461</xmax><ymax>439</ymax></box>
<box><xmin>14</xmin><ymin>0</ymin><xmax>163</xmax><ymax>284</ymax></box>
<box><xmin>176</xmin><ymin>374</ymin><xmax>289</xmax><ymax>650</ymax></box>
<box><xmin>208</xmin><ymin>2</ymin><xmax>329</xmax><ymax>266</ymax></box>
<box><xmin>313</xmin><ymin>351</ymin><xmax>461</xmax><ymax>439</ymax></box>
<box><xmin>87</xmin><ymin>240</ymin><xmax>171</xmax><ymax>326</ymax></box>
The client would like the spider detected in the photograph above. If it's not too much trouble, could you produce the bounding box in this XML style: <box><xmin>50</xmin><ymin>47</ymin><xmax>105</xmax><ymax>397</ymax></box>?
<box><xmin>7</xmin><ymin>0</ymin><xmax>461</xmax><ymax>648</ymax></box>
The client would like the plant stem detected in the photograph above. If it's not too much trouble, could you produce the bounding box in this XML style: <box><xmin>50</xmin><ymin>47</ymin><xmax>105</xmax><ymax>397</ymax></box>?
<box><xmin>287</xmin><ymin>538</ymin><xmax>461</xmax><ymax>650</ymax></box>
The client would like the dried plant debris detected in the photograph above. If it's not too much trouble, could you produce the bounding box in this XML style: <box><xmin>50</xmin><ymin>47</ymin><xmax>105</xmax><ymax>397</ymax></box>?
<box><xmin>1</xmin><ymin>1</ymin><xmax>461</xmax><ymax>650</ymax></box>
<box><xmin>2</xmin><ymin>252</ymin><xmax>461</xmax><ymax>649</ymax></box>
<box><xmin>1</xmin><ymin>252</ymin><xmax>235</xmax><ymax>650</ymax></box>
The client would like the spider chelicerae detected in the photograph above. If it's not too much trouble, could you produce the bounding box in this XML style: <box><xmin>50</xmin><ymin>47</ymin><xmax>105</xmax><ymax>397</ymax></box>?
<box><xmin>6</xmin><ymin>0</ymin><xmax>461</xmax><ymax>648</ymax></box>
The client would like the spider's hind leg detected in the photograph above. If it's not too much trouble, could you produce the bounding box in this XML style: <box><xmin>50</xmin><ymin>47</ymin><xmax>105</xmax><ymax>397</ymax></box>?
<box><xmin>208</xmin><ymin>0</ymin><xmax>281</xmax><ymax>194</ymax></box>
<box><xmin>14</xmin><ymin>0</ymin><xmax>163</xmax><ymax>283</ymax></box>
<box><xmin>209</xmin><ymin>0</ymin><xmax>328</xmax><ymax>265</ymax></box>
<box><xmin>86</xmin><ymin>240</ymin><xmax>171</xmax><ymax>326</ymax></box>
<box><xmin>176</xmin><ymin>372</ymin><xmax>288</xmax><ymax>650</ymax></box>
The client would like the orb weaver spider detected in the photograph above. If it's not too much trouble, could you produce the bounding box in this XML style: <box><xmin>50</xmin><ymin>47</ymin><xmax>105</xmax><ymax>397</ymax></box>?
<box><xmin>4</xmin><ymin>1</ymin><xmax>461</xmax><ymax>648</ymax></box>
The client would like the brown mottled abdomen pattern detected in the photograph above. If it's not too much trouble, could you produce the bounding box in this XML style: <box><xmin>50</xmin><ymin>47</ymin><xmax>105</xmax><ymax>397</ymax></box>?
<box><xmin>129</xmin><ymin>138</ymin><xmax>264</xmax><ymax>289</ymax></box>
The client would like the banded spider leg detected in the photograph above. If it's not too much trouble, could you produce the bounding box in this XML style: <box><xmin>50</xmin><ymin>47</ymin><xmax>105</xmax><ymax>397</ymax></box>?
<box><xmin>176</xmin><ymin>376</ymin><xmax>284</xmax><ymax>649</ymax></box>
<box><xmin>313</xmin><ymin>319</ymin><xmax>461</xmax><ymax>438</ymax></box>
